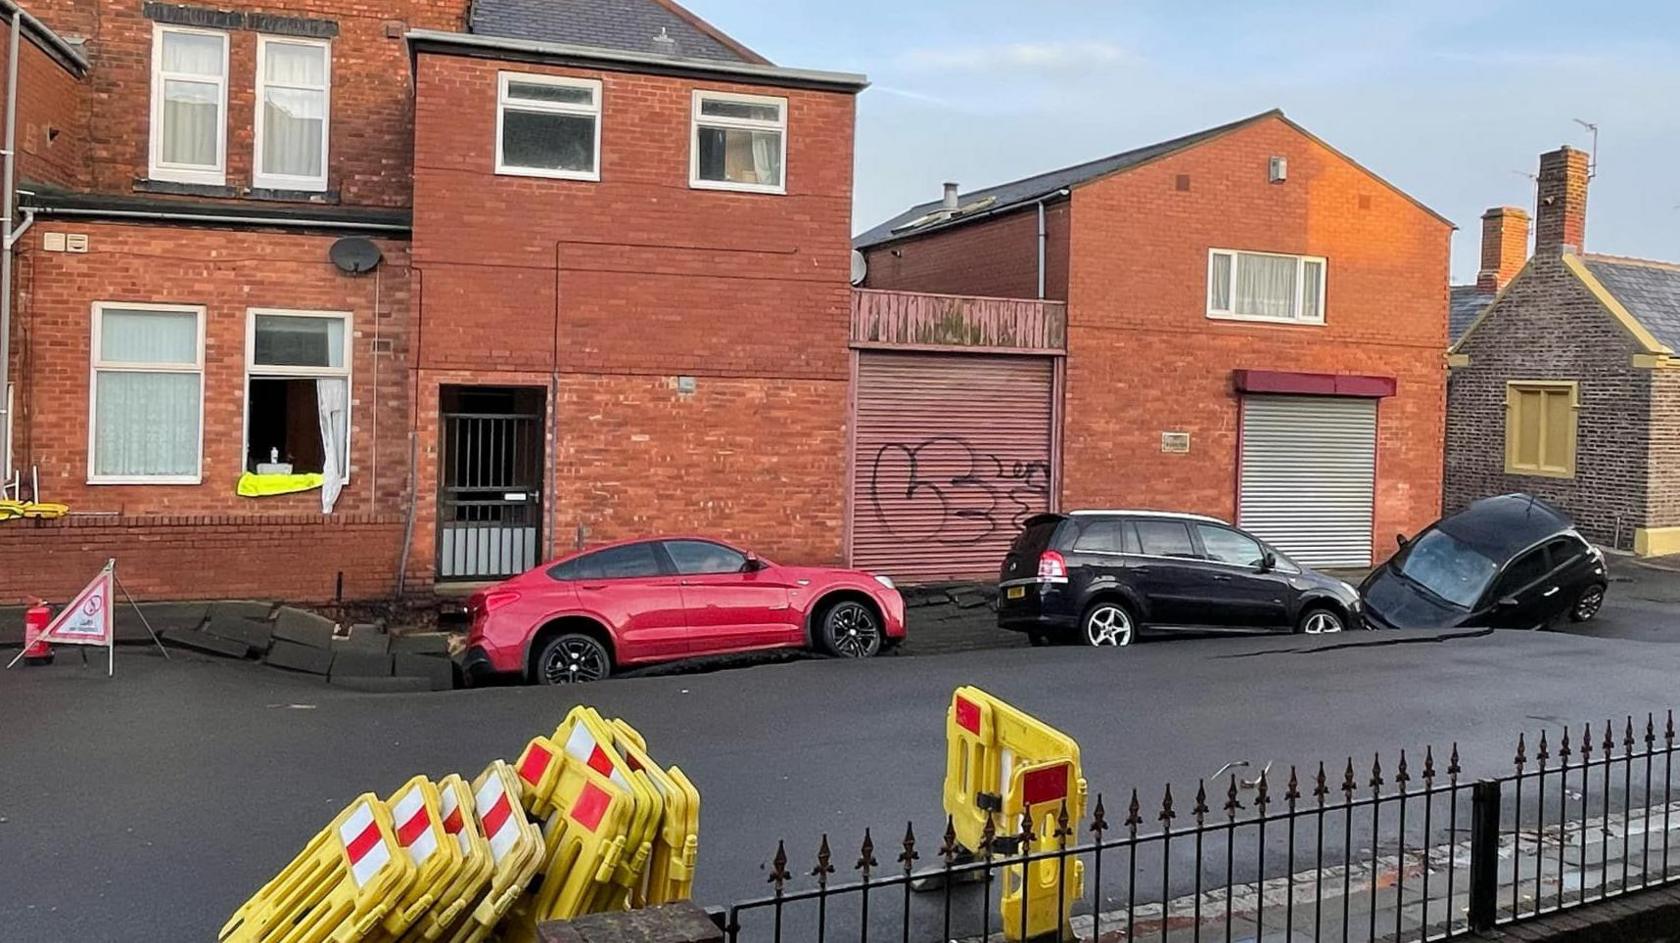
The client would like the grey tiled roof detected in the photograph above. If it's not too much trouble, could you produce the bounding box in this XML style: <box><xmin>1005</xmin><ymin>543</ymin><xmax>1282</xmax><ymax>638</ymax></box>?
<box><xmin>854</xmin><ymin>110</ymin><xmax>1282</xmax><ymax>249</ymax></box>
<box><xmin>469</xmin><ymin>0</ymin><xmax>758</xmax><ymax>63</ymax></box>
<box><xmin>1583</xmin><ymin>255</ymin><xmax>1680</xmax><ymax>352</ymax></box>
<box><xmin>1449</xmin><ymin>284</ymin><xmax>1495</xmax><ymax>342</ymax></box>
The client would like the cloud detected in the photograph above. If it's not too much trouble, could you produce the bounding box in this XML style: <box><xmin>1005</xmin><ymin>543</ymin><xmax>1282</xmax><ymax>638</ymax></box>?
<box><xmin>897</xmin><ymin>40</ymin><xmax>1130</xmax><ymax>74</ymax></box>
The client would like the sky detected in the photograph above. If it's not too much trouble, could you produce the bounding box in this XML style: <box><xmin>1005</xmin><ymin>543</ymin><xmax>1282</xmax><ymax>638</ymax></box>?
<box><xmin>685</xmin><ymin>0</ymin><xmax>1680</xmax><ymax>284</ymax></box>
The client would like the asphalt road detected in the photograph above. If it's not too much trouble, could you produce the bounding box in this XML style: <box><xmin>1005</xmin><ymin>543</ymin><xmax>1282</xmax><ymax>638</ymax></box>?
<box><xmin>8</xmin><ymin>620</ymin><xmax>1680</xmax><ymax>941</ymax></box>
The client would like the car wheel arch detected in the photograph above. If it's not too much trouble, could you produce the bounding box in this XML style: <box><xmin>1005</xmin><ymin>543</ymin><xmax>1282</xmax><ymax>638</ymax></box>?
<box><xmin>1295</xmin><ymin>594</ymin><xmax>1351</xmax><ymax>627</ymax></box>
<box><xmin>804</xmin><ymin>589</ymin><xmax>885</xmax><ymax>648</ymax></box>
<box><xmin>1080</xmin><ymin>585</ymin><xmax>1149</xmax><ymax>625</ymax></box>
<box><xmin>524</xmin><ymin>614</ymin><xmax>617</xmax><ymax>682</ymax></box>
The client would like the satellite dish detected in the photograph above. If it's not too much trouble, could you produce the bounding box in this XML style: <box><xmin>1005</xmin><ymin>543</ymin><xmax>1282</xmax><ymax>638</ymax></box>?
<box><xmin>329</xmin><ymin>236</ymin><xmax>383</xmax><ymax>274</ymax></box>
<box><xmin>849</xmin><ymin>249</ymin><xmax>868</xmax><ymax>287</ymax></box>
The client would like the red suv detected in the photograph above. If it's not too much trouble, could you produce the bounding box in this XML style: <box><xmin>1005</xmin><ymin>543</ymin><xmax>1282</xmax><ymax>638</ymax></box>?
<box><xmin>458</xmin><ymin>537</ymin><xmax>907</xmax><ymax>684</ymax></box>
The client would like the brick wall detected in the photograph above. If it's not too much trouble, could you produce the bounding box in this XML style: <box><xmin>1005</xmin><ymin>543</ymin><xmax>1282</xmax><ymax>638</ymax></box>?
<box><xmin>7</xmin><ymin>220</ymin><xmax>412</xmax><ymax>518</ymax></box>
<box><xmin>1445</xmin><ymin>254</ymin><xmax>1649</xmax><ymax>547</ymax></box>
<box><xmin>0</xmin><ymin>513</ymin><xmax>404</xmax><ymax>602</ymax></box>
<box><xmin>0</xmin><ymin>23</ymin><xmax>88</xmax><ymax>189</ymax></box>
<box><xmin>1060</xmin><ymin>115</ymin><xmax>1452</xmax><ymax>561</ymax></box>
<box><xmin>860</xmin><ymin>201</ymin><xmax>1070</xmax><ymax>301</ymax></box>
<box><xmin>407</xmin><ymin>51</ymin><xmax>857</xmax><ymax>579</ymax></box>
<box><xmin>22</xmin><ymin>0</ymin><xmax>468</xmax><ymax>206</ymax></box>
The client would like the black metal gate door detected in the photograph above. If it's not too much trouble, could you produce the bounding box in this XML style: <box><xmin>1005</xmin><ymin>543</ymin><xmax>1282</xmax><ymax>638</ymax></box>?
<box><xmin>437</xmin><ymin>410</ymin><xmax>542</xmax><ymax>580</ymax></box>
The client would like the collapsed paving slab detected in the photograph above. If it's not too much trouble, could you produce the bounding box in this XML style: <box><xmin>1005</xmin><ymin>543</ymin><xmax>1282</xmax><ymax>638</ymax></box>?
<box><xmin>329</xmin><ymin>650</ymin><xmax>392</xmax><ymax>680</ymax></box>
<box><xmin>335</xmin><ymin>623</ymin><xmax>390</xmax><ymax>654</ymax></box>
<box><xmin>161</xmin><ymin>627</ymin><xmax>250</xmax><ymax>659</ymax></box>
<box><xmin>392</xmin><ymin>653</ymin><xmax>455</xmax><ymax>691</ymax></box>
<box><xmin>388</xmin><ymin>633</ymin><xmax>451</xmax><ymax>656</ymax></box>
<box><xmin>271</xmin><ymin>608</ymin><xmax>336</xmax><ymax>649</ymax></box>
<box><xmin>265</xmin><ymin>639</ymin><xmax>335</xmax><ymax>676</ymax></box>
<box><xmin>116</xmin><ymin>602</ymin><xmax>209</xmax><ymax>642</ymax></box>
<box><xmin>203</xmin><ymin>602</ymin><xmax>276</xmax><ymax>654</ymax></box>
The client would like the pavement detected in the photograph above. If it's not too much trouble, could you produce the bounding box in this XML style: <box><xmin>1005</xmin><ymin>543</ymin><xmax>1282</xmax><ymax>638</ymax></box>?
<box><xmin>10</xmin><ymin>623</ymin><xmax>1680</xmax><ymax>941</ymax></box>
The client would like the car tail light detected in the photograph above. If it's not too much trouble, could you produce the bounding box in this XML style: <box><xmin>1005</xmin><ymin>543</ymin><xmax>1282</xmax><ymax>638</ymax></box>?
<box><xmin>1037</xmin><ymin>550</ymin><xmax>1068</xmax><ymax>581</ymax></box>
<box><xmin>478</xmin><ymin>589</ymin><xmax>522</xmax><ymax>614</ymax></box>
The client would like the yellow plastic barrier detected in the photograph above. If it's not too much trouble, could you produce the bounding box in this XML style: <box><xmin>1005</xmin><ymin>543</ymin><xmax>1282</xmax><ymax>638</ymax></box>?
<box><xmin>505</xmin><ymin>764</ymin><xmax>636</xmax><ymax>942</ymax></box>
<box><xmin>941</xmin><ymin>686</ymin><xmax>1086</xmax><ymax>943</ymax></box>
<box><xmin>513</xmin><ymin>734</ymin><xmax>566</xmax><ymax>820</ymax></box>
<box><xmin>443</xmin><ymin>762</ymin><xmax>543</xmax><ymax>943</ymax></box>
<box><xmin>998</xmin><ymin>758</ymin><xmax>1087</xmax><ymax>942</ymax></box>
<box><xmin>549</xmin><ymin>707</ymin><xmax>661</xmax><ymax>914</ymax></box>
<box><xmin>609</xmin><ymin>719</ymin><xmax>701</xmax><ymax>906</ymax></box>
<box><xmin>375</xmin><ymin>777</ymin><xmax>465</xmax><ymax>942</ymax></box>
<box><xmin>220</xmin><ymin>794</ymin><xmax>418</xmax><ymax>943</ymax></box>
<box><xmin>399</xmin><ymin>775</ymin><xmax>492</xmax><ymax>943</ymax></box>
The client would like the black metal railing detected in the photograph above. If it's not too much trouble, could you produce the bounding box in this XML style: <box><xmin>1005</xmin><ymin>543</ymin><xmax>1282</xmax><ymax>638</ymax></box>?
<box><xmin>722</xmin><ymin>711</ymin><xmax>1680</xmax><ymax>942</ymax></box>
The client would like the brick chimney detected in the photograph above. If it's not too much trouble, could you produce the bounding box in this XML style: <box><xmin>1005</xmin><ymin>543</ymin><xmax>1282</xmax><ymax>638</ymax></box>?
<box><xmin>1476</xmin><ymin>206</ymin><xmax>1529</xmax><ymax>292</ymax></box>
<box><xmin>1534</xmin><ymin>146</ymin><xmax>1589</xmax><ymax>255</ymax></box>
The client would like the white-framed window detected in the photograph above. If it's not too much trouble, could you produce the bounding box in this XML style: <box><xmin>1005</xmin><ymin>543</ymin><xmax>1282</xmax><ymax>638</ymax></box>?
<box><xmin>254</xmin><ymin>36</ymin><xmax>331</xmax><ymax>191</ymax></box>
<box><xmin>243</xmin><ymin>309</ymin><xmax>351</xmax><ymax>482</ymax></box>
<box><xmin>88</xmin><ymin>303</ymin><xmax>206</xmax><ymax>484</ymax></box>
<box><xmin>1206</xmin><ymin>249</ymin><xmax>1327</xmax><ymax>324</ymax></box>
<box><xmin>690</xmin><ymin>89</ymin><xmax>786</xmax><ymax>194</ymax></box>
<box><xmin>148</xmin><ymin>25</ymin><xmax>229</xmax><ymax>185</ymax></box>
<box><xmin>495</xmin><ymin>72</ymin><xmax>602</xmax><ymax>180</ymax></box>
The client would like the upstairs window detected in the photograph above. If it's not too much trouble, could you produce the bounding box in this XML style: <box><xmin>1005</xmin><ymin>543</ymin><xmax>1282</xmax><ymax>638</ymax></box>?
<box><xmin>149</xmin><ymin>26</ymin><xmax>228</xmax><ymax>185</ymax></box>
<box><xmin>496</xmin><ymin>73</ymin><xmax>601</xmax><ymax>180</ymax></box>
<box><xmin>1207</xmin><ymin>249</ymin><xmax>1326</xmax><ymax>324</ymax></box>
<box><xmin>691</xmin><ymin>90</ymin><xmax>785</xmax><ymax>194</ymax></box>
<box><xmin>255</xmin><ymin>37</ymin><xmax>331</xmax><ymax>191</ymax></box>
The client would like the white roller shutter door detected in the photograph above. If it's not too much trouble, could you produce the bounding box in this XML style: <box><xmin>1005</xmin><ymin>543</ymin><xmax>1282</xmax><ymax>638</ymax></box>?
<box><xmin>1238</xmin><ymin>395</ymin><xmax>1376</xmax><ymax>567</ymax></box>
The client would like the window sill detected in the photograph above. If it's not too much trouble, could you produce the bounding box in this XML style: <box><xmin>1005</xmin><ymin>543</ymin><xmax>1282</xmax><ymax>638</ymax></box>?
<box><xmin>689</xmin><ymin>178</ymin><xmax>785</xmax><ymax>196</ymax></box>
<box><xmin>1206</xmin><ymin>311</ymin><xmax>1325</xmax><ymax>327</ymax></box>
<box><xmin>1505</xmin><ymin>465</ymin><xmax>1575</xmax><ymax>480</ymax></box>
<box><xmin>87</xmin><ymin>475</ymin><xmax>202</xmax><ymax>486</ymax></box>
<box><xmin>135</xmin><ymin>178</ymin><xmax>237</xmax><ymax>199</ymax></box>
<box><xmin>493</xmin><ymin>165</ymin><xmax>600</xmax><ymax>182</ymax></box>
<box><xmin>134</xmin><ymin>179</ymin><xmax>341</xmax><ymax>204</ymax></box>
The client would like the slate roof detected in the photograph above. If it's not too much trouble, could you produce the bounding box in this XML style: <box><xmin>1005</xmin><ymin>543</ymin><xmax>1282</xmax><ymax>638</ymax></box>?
<box><xmin>1582</xmin><ymin>255</ymin><xmax>1680</xmax><ymax>353</ymax></box>
<box><xmin>469</xmin><ymin>0</ymin><xmax>764</xmax><ymax>64</ymax></box>
<box><xmin>854</xmin><ymin>108</ymin><xmax>1451</xmax><ymax>250</ymax></box>
<box><xmin>1449</xmin><ymin>285</ymin><xmax>1496</xmax><ymax>342</ymax></box>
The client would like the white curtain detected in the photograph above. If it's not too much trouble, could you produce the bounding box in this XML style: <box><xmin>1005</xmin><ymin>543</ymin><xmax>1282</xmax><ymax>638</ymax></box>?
<box><xmin>1234</xmin><ymin>253</ymin><xmax>1298</xmax><ymax>319</ymax></box>
<box><xmin>316</xmin><ymin>377</ymin><xmax>348</xmax><ymax>513</ymax></box>
<box><xmin>159</xmin><ymin>32</ymin><xmax>222</xmax><ymax>168</ymax></box>
<box><xmin>261</xmin><ymin>43</ymin><xmax>325</xmax><ymax>179</ymax></box>
<box><xmin>94</xmin><ymin>372</ymin><xmax>200</xmax><ymax>477</ymax></box>
<box><xmin>750</xmin><ymin>130</ymin><xmax>780</xmax><ymax>185</ymax></box>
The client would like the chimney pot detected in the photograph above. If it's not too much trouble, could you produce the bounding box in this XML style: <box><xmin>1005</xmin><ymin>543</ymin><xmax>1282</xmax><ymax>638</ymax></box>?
<box><xmin>1476</xmin><ymin>206</ymin><xmax>1529</xmax><ymax>293</ymax></box>
<box><xmin>1534</xmin><ymin>146</ymin><xmax>1588</xmax><ymax>256</ymax></box>
<box><xmin>942</xmin><ymin>182</ymin><xmax>960</xmax><ymax>211</ymax></box>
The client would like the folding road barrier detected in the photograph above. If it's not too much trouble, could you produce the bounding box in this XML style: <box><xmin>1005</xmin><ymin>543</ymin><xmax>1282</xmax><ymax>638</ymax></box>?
<box><xmin>942</xmin><ymin>686</ymin><xmax>1087</xmax><ymax>942</ymax></box>
<box><xmin>376</xmin><ymin>777</ymin><xmax>465</xmax><ymax>943</ymax></box>
<box><xmin>220</xmin><ymin>794</ymin><xmax>417</xmax><ymax>943</ymax></box>
<box><xmin>398</xmin><ymin>775</ymin><xmax>492</xmax><ymax>943</ymax></box>
<box><xmin>513</xmin><ymin>734</ymin><xmax>566</xmax><ymax>821</ymax></box>
<box><xmin>443</xmin><ymin>762</ymin><xmax>543</xmax><ymax>943</ymax></box>
<box><xmin>610</xmin><ymin>718</ymin><xmax>700</xmax><ymax>907</ymax></box>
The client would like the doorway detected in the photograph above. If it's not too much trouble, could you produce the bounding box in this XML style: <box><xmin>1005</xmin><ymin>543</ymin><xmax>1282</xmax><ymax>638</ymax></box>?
<box><xmin>436</xmin><ymin>386</ymin><xmax>545</xmax><ymax>581</ymax></box>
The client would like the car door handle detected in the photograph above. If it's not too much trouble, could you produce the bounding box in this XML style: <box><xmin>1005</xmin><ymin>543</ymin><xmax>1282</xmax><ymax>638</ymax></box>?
<box><xmin>1212</xmin><ymin>575</ymin><xmax>1231</xmax><ymax>582</ymax></box>
<box><xmin>581</xmin><ymin>583</ymin><xmax>606</xmax><ymax>591</ymax></box>
<box><xmin>1542</xmin><ymin>587</ymin><xmax>1559</xmax><ymax>597</ymax></box>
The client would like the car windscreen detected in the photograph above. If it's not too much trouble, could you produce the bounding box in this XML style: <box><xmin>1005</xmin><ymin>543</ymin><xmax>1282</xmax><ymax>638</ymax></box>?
<box><xmin>1394</xmin><ymin>529</ymin><xmax>1498</xmax><ymax>609</ymax></box>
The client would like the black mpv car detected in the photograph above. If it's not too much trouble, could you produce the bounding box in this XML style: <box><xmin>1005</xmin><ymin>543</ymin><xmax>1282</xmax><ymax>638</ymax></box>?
<box><xmin>1360</xmin><ymin>494</ymin><xmax>1607</xmax><ymax>630</ymax></box>
<box><xmin>997</xmin><ymin>510</ymin><xmax>1363</xmax><ymax>646</ymax></box>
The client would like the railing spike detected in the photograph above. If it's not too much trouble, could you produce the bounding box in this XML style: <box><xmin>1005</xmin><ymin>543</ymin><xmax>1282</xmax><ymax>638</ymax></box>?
<box><xmin>1537</xmin><ymin>730</ymin><xmax>1550</xmax><ymax>765</ymax></box>
<box><xmin>981</xmin><ymin>812</ymin><xmax>997</xmax><ymax>857</ymax></box>
<box><xmin>1286</xmin><ymin>765</ymin><xmax>1301</xmax><ymax>808</ymax></box>
<box><xmin>899</xmin><ymin>822</ymin><xmax>918</xmax><ymax>869</ymax></box>
<box><xmin>1342</xmin><ymin>758</ymin><xmax>1357</xmax><ymax>798</ymax></box>
<box><xmin>1125</xmin><ymin>788</ymin><xmax>1142</xmax><ymax>832</ymax></box>
<box><xmin>1581</xmin><ymin>723</ymin><xmax>1594</xmax><ymax>761</ymax></box>
<box><xmin>857</xmin><ymin>828</ymin><xmax>877</xmax><ymax>875</ymax></box>
<box><xmin>1369</xmin><ymin>753</ymin><xmax>1384</xmax><ymax>793</ymax></box>
<box><xmin>1193</xmin><ymin>779</ymin><xmax>1209</xmax><ymax>825</ymax></box>
<box><xmin>1314</xmin><ymin>761</ymin><xmax>1329</xmax><ymax>803</ymax></box>
<box><xmin>1626</xmin><ymin>716</ymin><xmax>1637</xmax><ymax>751</ymax></box>
<box><xmin>1560</xmin><ymin>726</ymin><xmax>1573</xmax><ymax>761</ymax></box>
<box><xmin>813</xmin><ymin>833</ymin><xmax>834</xmax><ymax>882</ymax></box>
<box><xmin>1602</xmin><ymin>720</ymin><xmax>1615</xmax><ymax>757</ymax></box>
<box><xmin>1514</xmin><ymin>732</ymin><xmax>1527</xmax><ymax>770</ymax></box>
<box><xmin>1090</xmin><ymin>793</ymin><xmax>1109</xmax><ymax>837</ymax></box>
<box><xmin>1018</xmin><ymin>808</ymin><xmax>1036</xmax><ymax>847</ymax></box>
<box><xmin>1667</xmin><ymin>709</ymin><xmax>1675</xmax><ymax>746</ymax></box>
<box><xmin>1055</xmin><ymin>799</ymin><xmax>1073</xmax><ymax>843</ymax></box>
<box><xmin>1255</xmin><ymin>767</ymin><xmax>1271</xmax><ymax>811</ymax></box>
<box><xmin>1647</xmin><ymin>713</ymin><xmax>1658</xmax><ymax>749</ymax></box>
<box><xmin>769</xmin><ymin>840</ymin><xmax>791</xmax><ymax>890</ymax></box>
<box><xmin>1159</xmin><ymin>784</ymin><xmax>1176</xmax><ymax>824</ymax></box>
<box><xmin>1395</xmin><ymin>749</ymin><xmax>1410</xmax><ymax>789</ymax></box>
<box><xmin>940</xmin><ymin>815</ymin><xmax>958</xmax><ymax>864</ymax></box>
<box><xmin>1449</xmin><ymin>742</ymin><xmax>1462</xmax><ymax>781</ymax></box>
<box><xmin>1423</xmin><ymin>745</ymin><xmax>1437</xmax><ymax>783</ymax></box>
<box><xmin>1225</xmin><ymin>774</ymin><xmax>1243</xmax><ymax>818</ymax></box>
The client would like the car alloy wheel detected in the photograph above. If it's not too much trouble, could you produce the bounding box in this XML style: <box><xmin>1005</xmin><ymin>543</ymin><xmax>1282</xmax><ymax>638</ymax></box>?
<box><xmin>1301</xmin><ymin>610</ymin><xmax>1344</xmax><ymax>634</ymax></box>
<box><xmin>825</xmin><ymin>601</ymin><xmax>882</xmax><ymax>658</ymax></box>
<box><xmin>1083</xmin><ymin>603</ymin><xmax>1133</xmax><ymax>647</ymax></box>
<box><xmin>1572</xmin><ymin>585</ymin><xmax>1605</xmax><ymax>622</ymax></box>
<box><xmin>539</xmin><ymin>634</ymin><xmax>610</xmax><ymax>684</ymax></box>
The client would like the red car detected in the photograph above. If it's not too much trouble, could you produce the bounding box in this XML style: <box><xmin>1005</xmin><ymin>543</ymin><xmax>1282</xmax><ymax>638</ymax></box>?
<box><xmin>457</xmin><ymin>537</ymin><xmax>907</xmax><ymax>684</ymax></box>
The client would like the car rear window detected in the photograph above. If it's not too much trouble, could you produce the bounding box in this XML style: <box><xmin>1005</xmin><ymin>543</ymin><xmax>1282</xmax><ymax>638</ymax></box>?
<box><xmin>1010</xmin><ymin>515</ymin><xmax>1066</xmax><ymax>555</ymax></box>
<box><xmin>1134</xmin><ymin>519</ymin><xmax>1197</xmax><ymax>558</ymax></box>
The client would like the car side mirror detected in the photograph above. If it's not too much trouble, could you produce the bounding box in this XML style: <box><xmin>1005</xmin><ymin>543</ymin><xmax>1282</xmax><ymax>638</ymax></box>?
<box><xmin>1258</xmin><ymin>552</ymin><xmax>1277</xmax><ymax>573</ymax></box>
<box><xmin>743</xmin><ymin>552</ymin><xmax>765</xmax><ymax>572</ymax></box>
<box><xmin>1396</xmin><ymin>532</ymin><xmax>1410</xmax><ymax>549</ymax></box>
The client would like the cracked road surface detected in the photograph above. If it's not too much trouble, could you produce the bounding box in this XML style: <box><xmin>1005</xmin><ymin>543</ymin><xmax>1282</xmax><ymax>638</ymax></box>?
<box><xmin>7</xmin><ymin>625</ymin><xmax>1680</xmax><ymax>940</ymax></box>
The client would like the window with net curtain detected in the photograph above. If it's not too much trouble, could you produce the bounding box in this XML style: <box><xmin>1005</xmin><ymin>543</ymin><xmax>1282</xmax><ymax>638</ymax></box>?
<box><xmin>257</xmin><ymin>38</ymin><xmax>329</xmax><ymax>189</ymax></box>
<box><xmin>1207</xmin><ymin>250</ymin><xmax>1325</xmax><ymax>322</ymax></box>
<box><xmin>91</xmin><ymin>306</ymin><xmax>202</xmax><ymax>481</ymax></box>
<box><xmin>692</xmin><ymin>93</ymin><xmax>784</xmax><ymax>191</ymax></box>
<box><xmin>153</xmin><ymin>28</ymin><xmax>226</xmax><ymax>180</ymax></box>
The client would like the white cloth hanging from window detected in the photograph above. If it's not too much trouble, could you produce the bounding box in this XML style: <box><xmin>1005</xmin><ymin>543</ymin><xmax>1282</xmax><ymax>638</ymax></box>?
<box><xmin>315</xmin><ymin>377</ymin><xmax>348</xmax><ymax>513</ymax></box>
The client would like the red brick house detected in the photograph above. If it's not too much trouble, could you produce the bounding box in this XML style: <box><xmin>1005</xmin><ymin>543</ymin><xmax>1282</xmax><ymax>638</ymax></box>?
<box><xmin>0</xmin><ymin>0</ymin><xmax>865</xmax><ymax>601</ymax></box>
<box><xmin>854</xmin><ymin>110</ymin><xmax>1454</xmax><ymax>572</ymax></box>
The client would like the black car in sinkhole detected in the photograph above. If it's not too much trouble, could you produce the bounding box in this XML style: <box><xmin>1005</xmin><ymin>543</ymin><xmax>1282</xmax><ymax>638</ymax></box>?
<box><xmin>1359</xmin><ymin>494</ymin><xmax>1608</xmax><ymax>630</ymax></box>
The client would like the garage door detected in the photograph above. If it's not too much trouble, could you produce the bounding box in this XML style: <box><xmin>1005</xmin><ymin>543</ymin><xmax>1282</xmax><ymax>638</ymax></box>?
<box><xmin>851</xmin><ymin>352</ymin><xmax>1055</xmax><ymax>581</ymax></box>
<box><xmin>1238</xmin><ymin>395</ymin><xmax>1377</xmax><ymax>567</ymax></box>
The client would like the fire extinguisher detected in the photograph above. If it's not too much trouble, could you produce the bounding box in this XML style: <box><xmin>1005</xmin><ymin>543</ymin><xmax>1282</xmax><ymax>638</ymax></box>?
<box><xmin>22</xmin><ymin>597</ymin><xmax>53</xmax><ymax>665</ymax></box>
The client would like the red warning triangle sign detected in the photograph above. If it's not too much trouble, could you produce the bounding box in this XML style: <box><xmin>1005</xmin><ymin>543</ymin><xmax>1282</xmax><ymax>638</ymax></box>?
<box><xmin>41</xmin><ymin>565</ymin><xmax>114</xmax><ymax>647</ymax></box>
